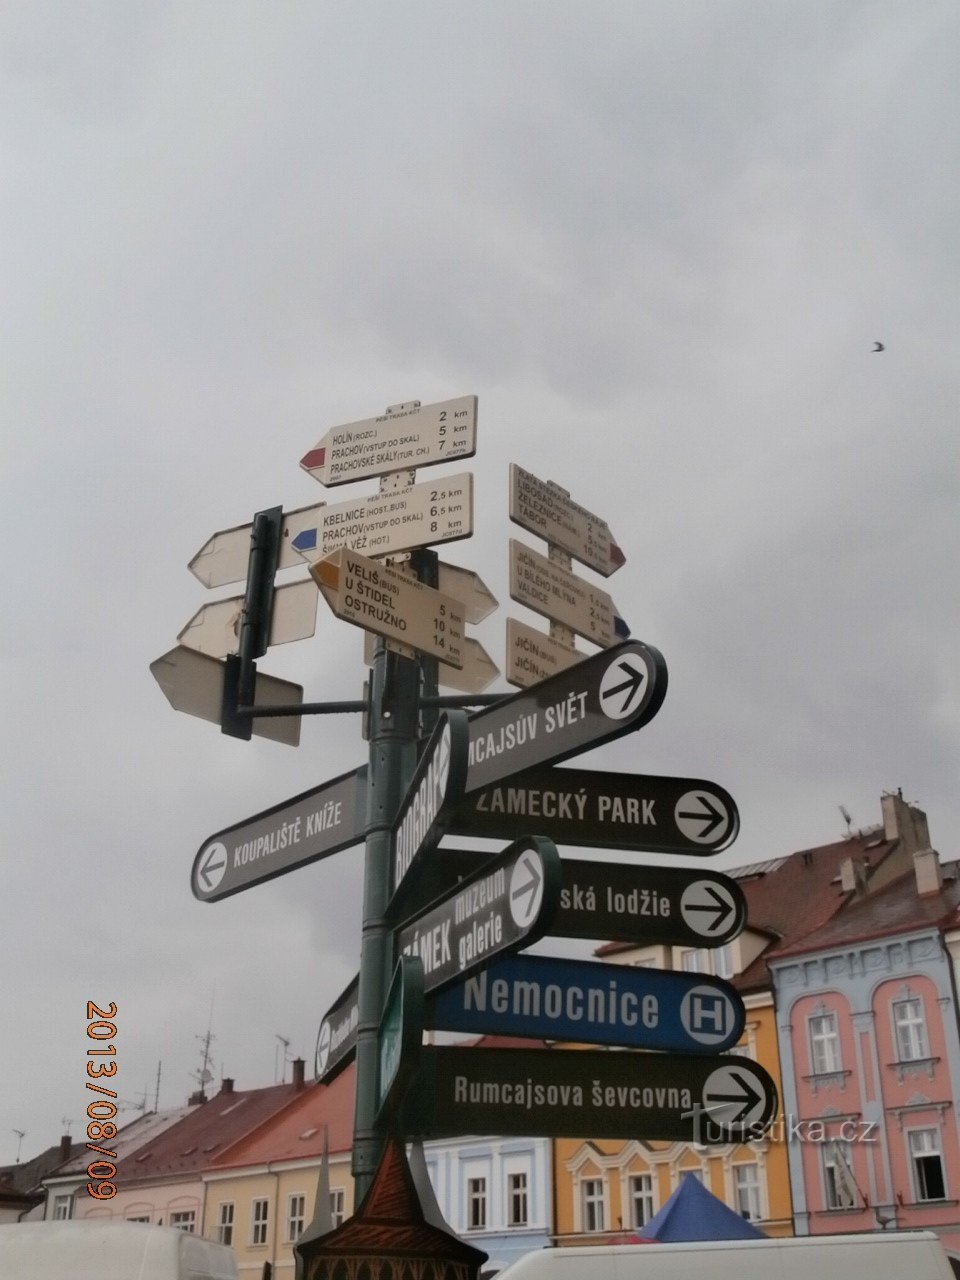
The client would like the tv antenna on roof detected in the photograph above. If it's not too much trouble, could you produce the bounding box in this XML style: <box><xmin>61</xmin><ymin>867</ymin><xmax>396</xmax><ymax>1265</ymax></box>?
<box><xmin>12</xmin><ymin>1130</ymin><xmax>25</xmax><ymax>1163</ymax></box>
<box><xmin>275</xmin><ymin>1035</ymin><xmax>291</xmax><ymax>1083</ymax></box>
<box><xmin>839</xmin><ymin>805</ymin><xmax>853</xmax><ymax>837</ymax></box>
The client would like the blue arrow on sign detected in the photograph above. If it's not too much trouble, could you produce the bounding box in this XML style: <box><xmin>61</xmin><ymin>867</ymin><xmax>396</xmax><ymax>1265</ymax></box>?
<box><xmin>425</xmin><ymin>953</ymin><xmax>744</xmax><ymax>1053</ymax></box>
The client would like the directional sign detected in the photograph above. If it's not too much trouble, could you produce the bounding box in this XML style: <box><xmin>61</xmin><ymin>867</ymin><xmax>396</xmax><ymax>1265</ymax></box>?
<box><xmin>436</xmin><ymin>562</ymin><xmax>498</xmax><ymax>624</ymax></box>
<box><xmin>290</xmin><ymin>473</ymin><xmax>473</xmax><ymax>562</ymax></box>
<box><xmin>396</xmin><ymin>1046</ymin><xmax>777</xmax><ymax>1144</ymax></box>
<box><xmin>177</xmin><ymin>579</ymin><xmax>319</xmax><ymax>660</ymax></box>
<box><xmin>300</xmin><ymin>396</ymin><xmax>477</xmax><ymax>487</ymax></box>
<box><xmin>312</xmin><ymin>548</ymin><xmax>467</xmax><ymax>668</ymax></box>
<box><xmin>410</xmin><ymin>851</ymin><xmax>746</xmax><ymax>947</ymax></box>
<box><xmin>391</xmin><ymin>712</ymin><xmax>470</xmax><ymax>901</ymax></box>
<box><xmin>191</xmin><ymin>766</ymin><xmax>366</xmax><ymax>902</ymax></box>
<box><xmin>509</xmin><ymin>540</ymin><xmax>629</xmax><ymax>648</ymax></box>
<box><xmin>396</xmin><ymin>837</ymin><xmax>561</xmax><ymax>995</ymax></box>
<box><xmin>505</xmin><ymin>617</ymin><xmax>580</xmax><ymax>689</ymax></box>
<box><xmin>315</xmin><ymin>974</ymin><xmax>359</xmax><ymax>1083</ymax></box>
<box><xmin>362</xmin><ymin>631</ymin><xmax>500</xmax><ymax>695</ymax></box>
<box><xmin>449</xmin><ymin>766</ymin><xmax>739</xmax><ymax>857</ymax></box>
<box><xmin>150</xmin><ymin>645</ymin><xmax>303</xmax><ymax>747</ymax></box>
<box><xmin>378</xmin><ymin>956</ymin><xmax>425</xmax><ymax>1118</ymax></box>
<box><xmin>426</xmin><ymin>954</ymin><xmax>744</xmax><ymax>1053</ymax></box>
<box><xmin>189</xmin><ymin>503</ymin><xmax>328</xmax><ymax>589</ymax></box>
<box><xmin>464</xmin><ymin>640</ymin><xmax>667</xmax><ymax>793</ymax></box>
<box><xmin>510</xmin><ymin>464</ymin><xmax>626</xmax><ymax>577</ymax></box>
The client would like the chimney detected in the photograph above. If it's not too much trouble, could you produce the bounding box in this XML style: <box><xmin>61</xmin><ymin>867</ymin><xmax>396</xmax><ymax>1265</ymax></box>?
<box><xmin>882</xmin><ymin>789</ymin><xmax>931</xmax><ymax>853</ymax></box>
<box><xmin>187</xmin><ymin>1090</ymin><xmax>205</xmax><ymax>1106</ymax></box>
<box><xmin>840</xmin><ymin>857</ymin><xmax>868</xmax><ymax>895</ymax></box>
<box><xmin>60</xmin><ymin>1134</ymin><xmax>72</xmax><ymax>1162</ymax></box>
<box><xmin>915</xmin><ymin>846</ymin><xmax>943</xmax><ymax>897</ymax></box>
<box><xmin>220</xmin><ymin>1078</ymin><xmax>235</xmax><ymax>1095</ymax></box>
<box><xmin>292</xmin><ymin>1058</ymin><xmax>305</xmax><ymax>1089</ymax></box>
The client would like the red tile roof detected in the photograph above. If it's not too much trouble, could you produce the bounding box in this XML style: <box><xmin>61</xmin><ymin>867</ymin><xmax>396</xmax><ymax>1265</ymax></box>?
<box><xmin>210</xmin><ymin>1064</ymin><xmax>355</xmax><ymax>1169</ymax></box>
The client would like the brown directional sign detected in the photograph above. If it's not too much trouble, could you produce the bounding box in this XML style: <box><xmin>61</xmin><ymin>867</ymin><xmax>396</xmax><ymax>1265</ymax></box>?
<box><xmin>396</xmin><ymin>1046</ymin><xmax>778</xmax><ymax>1144</ymax></box>
<box><xmin>465</xmin><ymin>640</ymin><xmax>667</xmax><ymax>793</ymax></box>
<box><xmin>450</xmin><ymin>766</ymin><xmax>739</xmax><ymax>856</ymax></box>
<box><xmin>191</xmin><ymin>766</ymin><xmax>366</xmax><ymax>902</ymax></box>
<box><xmin>395</xmin><ymin>836</ymin><xmax>561</xmax><ymax>994</ymax></box>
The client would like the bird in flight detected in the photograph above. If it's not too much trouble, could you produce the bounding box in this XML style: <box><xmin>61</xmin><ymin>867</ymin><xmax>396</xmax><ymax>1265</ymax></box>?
<box><xmin>873</xmin><ymin>341</ymin><xmax>885</xmax><ymax>352</ymax></box>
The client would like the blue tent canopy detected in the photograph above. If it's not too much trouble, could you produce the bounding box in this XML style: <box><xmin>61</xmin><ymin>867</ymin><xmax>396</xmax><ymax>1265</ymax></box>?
<box><xmin>636</xmin><ymin>1173</ymin><xmax>766</xmax><ymax>1241</ymax></box>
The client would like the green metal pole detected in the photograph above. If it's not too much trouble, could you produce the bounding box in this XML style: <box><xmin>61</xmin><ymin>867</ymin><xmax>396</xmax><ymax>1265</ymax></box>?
<box><xmin>351</xmin><ymin>641</ymin><xmax>420</xmax><ymax>1199</ymax></box>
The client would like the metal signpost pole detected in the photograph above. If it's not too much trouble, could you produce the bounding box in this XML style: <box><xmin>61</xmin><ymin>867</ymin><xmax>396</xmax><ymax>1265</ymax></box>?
<box><xmin>352</xmin><ymin>639</ymin><xmax>419</xmax><ymax>1198</ymax></box>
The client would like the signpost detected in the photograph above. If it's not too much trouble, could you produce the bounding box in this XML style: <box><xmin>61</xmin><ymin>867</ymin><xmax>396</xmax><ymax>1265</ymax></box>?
<box><xmin>150</xmin><ymin>645</ymin><xmax>303</xmax><ymax>747</ymax></box>
<box><xmin>426</xmin><ymin>953</ymin><xmax>744</xmax><ymax>1053</ymax></box>
<box><xmin>390</xmin><ymin>712</ymin><xmax>470</xmax><ymax>902</ymax></box>
<box><xmin>177</xmin><ymin>579</ymin><xmax>318</xmax><ymax>660</ymax></box>
<box><xmin>509</xmin><ymin>540</ymin><xmax>629</xmax><ymax>648</ymax></box>
<box><xmin>289</xmin><ymin>472</ymin><xmax>474</xmax><ymax>562</ymax></box>
<box><xmin>509</xmin><ymin>464</ymin><xmax>626</xmax><ymax>577</ymax></box>
<box><xmin>312</xmin><ymin>548</ymin><xmax>467</xmax><ymax>668</ymax></box>
<box><xmin>300</xmin><ymin>396</ymin><xmax>477</xmax><ymax>487</ymax></box>
<box><xmin>315</xmin><ymin>974</ymin><xmax>360</xmax><ymax>1083</ymax></box>
<box><xmin>450</xmin><ymin>766</ymin><xmax>739</xmax><ymax>856</ymax></box>
<box><xmin>505</xmin><ymin>617</ymin><xmax>580</xmax><ymax>689</ymax></box>
<box><xmin>188</xmin><ymin>503</ymin><xmax>328</xmax><ymax>589</ymax></box>
<box><xmin>191</xmin><ymin>766</ymin><xmax>366</xmax><ymax>902</ymax></box>
<box><xmin>464</xmin><ymin>640</ymin><xmax>667</xmax><ymax>792</ymax></box>
<box><xmin>395</xmin><ymin>836</ymin><xmax>561</xmax><ymax>995</ymax></box>
<box><xmin>396</xmin><ymin>1046</ymin><xmax>778</xmax><ymax>1144</ymax></box>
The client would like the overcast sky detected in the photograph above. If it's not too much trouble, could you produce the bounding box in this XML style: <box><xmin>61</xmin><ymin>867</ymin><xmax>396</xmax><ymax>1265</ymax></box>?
<box><xmin>2</xmin><ymin>2</ymin><xmax>958</xmax><ymax>1169</ymax></box>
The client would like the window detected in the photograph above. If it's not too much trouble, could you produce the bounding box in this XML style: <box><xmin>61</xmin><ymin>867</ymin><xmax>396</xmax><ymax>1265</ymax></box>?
<box><xmin>629</xmin><ymin>1174</ymin><xmax>654</xmax><ymax>1229</ymax></box>
<box><xmin>251</xmin><ymin>1198</ymin><xmax>269</xmax><ymax>1246</ymax></box>
<box><xmin>507</xmin><ymin>1172</ymin><xmax>528</xmax><ymax>1227</ymax></box>
<box><xmin>52</xmin><ymin>1195</ymin><xmax>72</xmax><ymax>1221</ymax></box>
<box><xmin>169</xmin><ymin>1210</ymin><xmax>195</xmax><ymax>1233</ymax></box>
<box><xmin>581</xmin><ymin>1178</ymin><xmax>605</xmax><ymax>1233</ymax></box>
<box><xmin>894</xmin><ymin>998</ymin><xmax>929</xmax><ymax>1061</ymax></box>
<box><xmin>126</xmin><ymin>1215</ymin><xmax>150</xmax><ymax>1224</ymax></box>
<box><xmin>467</xmin><ymin>1177</ymin><xmax>487</xmax><ymax>1230</ymax></box>
<box><xmin>822</xmin><ymin>1143</ymin><xmax>857</xmax><ymax>1210</ymax></box>
<box><xmin>809</xmin><ymin>1012</ymin><xmax>842</xmax><ymax>1074</ymax></box>
<box><xmin>713</xmin><ymin>944</ymin><xmax>735</xmax><ymax>979</ymax></box>
<box><xmin>286</xmin><ymin>1193</ymin><xmax>306</xmax><ymax>1242</ymax></box>
<box><xmin>330</xmin><ymin>1188</ymin><xmax>345</xmax><ymax>1228</ymax></box>
<box><xmin>733</xmin><ymin>1163</ymin><xmax>761</xmax><ymax>1221</ymax></box>
<box><xmin>682</xmin><ymin>949</ymin><xmax>707</xmax><ymax>973</ymax></box>
<box><xmin>909</xmin><ymin>1129</ymin><xmax>946</xmax><ymax>1202</ymax></box>
<box><xmin>216</xmin><ymin>1203</ymin><xmax>234</xmax><ymax>1246</ymax></box>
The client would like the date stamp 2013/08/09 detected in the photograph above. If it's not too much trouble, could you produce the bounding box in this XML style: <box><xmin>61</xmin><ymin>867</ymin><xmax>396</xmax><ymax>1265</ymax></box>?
<box><xmin>84</xmin><ymin>1001</ymin><xmax>120</xmax><ymax>1200</ymax></box>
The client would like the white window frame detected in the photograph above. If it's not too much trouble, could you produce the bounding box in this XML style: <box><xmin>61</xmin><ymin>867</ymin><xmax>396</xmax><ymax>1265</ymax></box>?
<box><xmin>250</xmin><ymin>1197</ymin><xmax>269</xmax><ymax>1246</ymax></box>
<box><xmin>681</xmin><ymin>948</ymin><xmax>708</xmax><ymax>974</ymax></box>
<box><xmin>809</xmin><ymin>1011</ymin><xmax>842</xmax><ymax>1074</ymax></box>
<box><xmin>893</xmin><ymin>997</ymin><xmax>929</xmax><ymax>1062</ymax></box>
<box><xmin>822</xmin><ymin>1143</ymin><xmax>857</xmax><ymax>1210</ymax></box>
<box><xmin>169</xmin><ymin>1210</ymin><xmax>196</xmax><ymax>1234</ymax></box>
<box><xmin>507</xmin><ymin>1171</ymin><xmax>528</xmax><ymax>1227</ymax></box>
<box><xmin>733</xmin><ymin>1162</ymin><xmax>761</xmax><ymax>1221</ymax></box>
<box><xmin>629</xmin><ymin>1173</ymin><xmax>654</xmax><ymax>1229</ymax></box>
<box><xmin>51</xmin><ymin>1194</ymin><xmax>72</xmax><ymax>1221</ymax></box>
<box><xmin>216</xmin><ymin>1202</ymin><xmax>234</xmax><ymax>1246</ymax></box>
<box><xmin>329</xmin><ymin>1187</ymin><xmax>345</xmax><ymax>1228</ymax></box>
<box><xmin>581</xmin><ymin>1177</ymin><xmax>606</xmax><ymax>1233</ymax></box>
<box><xmin>286</xmin><ymin>1192</ymin><xmax>306</xmax><ymax>1242</ymax></box>
<box><xmin>467</xmin><ymin>1176</ymin><xmax>487</xmax><ymax>1230</ymax></box>
<box><xmin>908</xmin><ymin>1127</ymin><xmax>947</xmax><ymax>1202</ymax></box>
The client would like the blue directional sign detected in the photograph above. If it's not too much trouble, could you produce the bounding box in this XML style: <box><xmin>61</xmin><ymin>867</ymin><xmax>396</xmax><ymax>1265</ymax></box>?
<box><xmin>426</xmin><ymin>954</ymin><xmax>744</xmax><ymax>1053</ymax></box>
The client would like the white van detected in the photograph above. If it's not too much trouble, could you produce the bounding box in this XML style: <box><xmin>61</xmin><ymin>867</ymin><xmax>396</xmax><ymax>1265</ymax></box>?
<box><xmin>0</xmin><ymin>1221</ymin><xmax>239</xmax><ymax>1280</ymax></box>
<box><xmin>495</xmin><ymin>1231</ymin><xmax>954</xmax><ymax>1280</ymax></box>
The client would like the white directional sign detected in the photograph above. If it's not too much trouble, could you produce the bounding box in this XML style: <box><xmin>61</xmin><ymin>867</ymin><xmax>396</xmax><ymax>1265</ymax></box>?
<box><xmin>312</xmin><ymin>548</ymin><xmax>466</xmax><ymax>667</ymax></box>
<box><xmin>177</xmin><ymin>579</ymin><xmax>318</xmax><ymax>660</ymax></box>
<box><xmin>505</xmin><ymin>617</ymin><xmax>580</xmax><ymax>689</ymax></box>
<box><xmin>149</xmin><ymin>645</ymin><xmax>302</xmax><ymax>746</ymax></box>
<box><xmin>290</xmin><ymin>473</ymin><xmax>473</xmax><ymax>562</ymax></box>
<box><xmin>509</xmin><ymin>463</ymin><xmax>625</xmax><ymax>577</ymax></box>
<box><xmin>436</xmin><ymin>562</ymin><xmax>498</xmax><ymax>624</ymax></box>
<box><xmin>509</xmin><ymin>540</ymin><xmax>628</xmax><ymax>648</ymax></box>
<box><xmin>189</xmin><ymin>503</ymin><xmax>328</xmax><ymax>589</ymax></box>
<box><xmin>362</xmin><ymin>631</ymin><xmax>499</xmax><ymax>693</ymax></box>
<box><xmin>300</xmin><ymin>396</ymin><xmax>477</xmax><ymax>487</ymax></box>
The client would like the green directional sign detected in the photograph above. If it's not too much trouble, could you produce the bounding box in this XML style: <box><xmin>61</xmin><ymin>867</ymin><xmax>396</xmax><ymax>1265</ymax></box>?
<box><xmin>397</xmin><ymin>1046</ymin><xmax>777</xmax><ymax>1145</ymax></box>
<box><xmin>377</xmin><ymin>956</ymin><xmax>424</xmax><ymax>1122</ymax></box>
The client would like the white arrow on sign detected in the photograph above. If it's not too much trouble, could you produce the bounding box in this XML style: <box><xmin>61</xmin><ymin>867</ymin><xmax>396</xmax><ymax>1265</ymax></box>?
<box><xmin>702</xmin><ymin>1064</ymin><xmax>770</xmax><ymax>1130</ymax></box>
<box><xmin>509</xmin><ymin>848</ymin><xmax>546</xmax><ymax>928</ymax></box>
<box><xmin>679</xmin><ymin>880</ymin><xmax>739</xmax><ymax>937</ymax></box>
<box><xmin>149</xmin><ymin>645</ymin><xmax>302</xmax><ymax>746</ymax></box>
<box><xmin>312</xmin><ymin>548</ymin><xmax>466</xmax><ymax>668</ymax></box>
<box><xmin>300</xmin><ymin>395</ymin><xmax>477</xmax><ymax>487</ymax></box>
<box><xmin>674</xmin><ymin>791</ymin><xmax>733</xmax><ymax>844</ymax></box>
<box><xmin>189</xmin><ymin>504</ymin><xmax>328</xmax><ymax>589</ymax></box>
<box><xmin>598</xmin><ymin>651</ymin><xmax>649</xmax><ymax>720</ymax></box>
<box><xmin>195</xmin><ymin>842</ymin><xmax>228</xmax><ymax>894</ymax></box>
<box><xmin>177</xmin><ymin>579</ymin><xmax>319</xmax><ymax>660</ymax></box>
